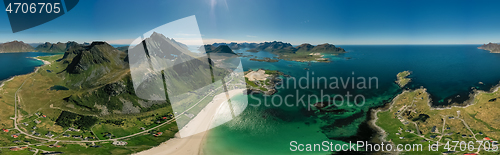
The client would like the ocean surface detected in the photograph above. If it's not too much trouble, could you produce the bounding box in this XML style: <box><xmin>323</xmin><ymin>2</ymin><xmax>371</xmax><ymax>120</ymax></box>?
<box><xmin>203</xmin><ymin>45</ymin><xmax>500</xmax><ymax>154</ymax></box>
<box><xmin>0</xmin><ymin>52</ymin><xmax>57</xmax><ymax>82</ymax></box>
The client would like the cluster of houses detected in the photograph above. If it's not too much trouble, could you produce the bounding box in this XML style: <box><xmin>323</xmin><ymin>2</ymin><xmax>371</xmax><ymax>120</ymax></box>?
<box><xmin>483</xmin><ymin>136</ymin><xmax>499</xmax><ymax>145</ymax></box>
<box><xmin>35</xmin><ymin>112</ymin><xmax>47</xmax><ymax>118</ymax></box>
<box><xmin>62</xmin><ymin>134</ymin><xmax>95</xmax><ymax>140</ymax></box>
<box><xmin>155</xmin><ymin>114</ymin><xmax>175</xmax><ymax>124</ymax></box>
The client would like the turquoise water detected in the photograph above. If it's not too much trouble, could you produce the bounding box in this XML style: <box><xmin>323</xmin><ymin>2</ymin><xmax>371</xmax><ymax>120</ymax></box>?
<box><xmin>204</xmin><ymin>45</ymin><xmax>500</xmax><ymax>154</ymax></box>
<box><xmin>0</xmin><ymin>52</ymin><xmax>56</xmax><ymax>82</ymax></box>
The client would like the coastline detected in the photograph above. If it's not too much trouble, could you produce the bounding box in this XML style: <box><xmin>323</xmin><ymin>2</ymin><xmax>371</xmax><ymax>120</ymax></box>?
<box><xmin>30</xmin><ymin>57</ymin><xmax>52</xmax><ymax>65</ymax></box>
<box><xmin>0</xmin><ymin>56</ymin><xmax>49</xmax><ymax>89</ymax></box>
<box><xmin>368</xmin><ymin>82</ymin><xmax>500</xmax><ymax>150</ymax></box>
<box><xmin>0</xmin><ymin>77</ymin><xmax>15</xmax><ymax>89</ymax></box>
<box><xmin>133</xmin><ymin>89</ymin><xmax>247</xmax><ymax>155</ymax></box>
<box><xmin>369</xmin><ymin>89</ymin><xmax>408</xmax><ymax>143</ymax></box>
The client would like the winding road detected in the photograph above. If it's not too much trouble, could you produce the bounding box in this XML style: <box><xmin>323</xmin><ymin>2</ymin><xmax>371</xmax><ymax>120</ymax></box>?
<box><xmin>6</xmin><ymin>64</ymin><xmax>244</xmax><ymax>149</ymax></box>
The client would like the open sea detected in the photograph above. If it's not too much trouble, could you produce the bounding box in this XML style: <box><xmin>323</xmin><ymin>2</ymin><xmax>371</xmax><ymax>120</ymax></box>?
<box><xmin>202</xmin><ymin>45</ymin><xmax>500</xmax><ymax>154</ymax></box>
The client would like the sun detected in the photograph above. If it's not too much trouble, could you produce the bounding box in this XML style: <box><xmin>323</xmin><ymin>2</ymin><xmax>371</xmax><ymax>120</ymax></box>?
<box><xmin>210</xmin><ymin>0</ymin><xmax>229</xmax><ymax>11</ymax></box>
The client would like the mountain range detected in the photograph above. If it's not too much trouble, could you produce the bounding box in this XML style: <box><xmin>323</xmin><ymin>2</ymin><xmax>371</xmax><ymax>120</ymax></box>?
<box><xmin>0</xmin><ymin>41</ymin><xmax>35</xmax><ymax>53</ymax></box>
<box><xmin>0</xmin><ymin>40</ymin><xmax>89</xmax><ymax>53</ymax></box>
<box><xmin>211</xmin><ymin>42</ymin><xmax>259</xmax><ymax>50</ymax></box>
<box><xmin>208</xmin><ymin>41</ymin><xmax>346</xmax><ymax>54</ymax></box>
<box><xmin>202</xmin><ymin>44</ymin><xmax>237</xmax><ymax>54</ymax></box>
<box><xmin>2</xmin><ymin>36</ymin><xmax>344</xmax><ymax>115</ymax></box>
<box><xmin>35</xmin><ymin>41</ymin><xmax>80</xmax><ymax>53</ymax></box>
<box><xmin>129</xmin><ymin>32</ymin><xmax>231</xmax><ymax>99</ymax></box>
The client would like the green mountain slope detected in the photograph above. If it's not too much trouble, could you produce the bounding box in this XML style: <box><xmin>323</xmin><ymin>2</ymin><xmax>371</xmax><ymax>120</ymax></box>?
<box><xmin>310</xmin><ymin>43</ymin><xmax>345</xmax><ymax>53</ymax></box>
<box><xmin>62</xmin><ymin>42</ymin><xmax>128</xmax><ymax>89</ymax></box>
<box><xmin>254</xmin><ymin>41</ymin><xmax>297</xmax><ymax>53</ymax></box>
<box><xmin>209</xmin><ymin>41</ymin><xmax>346</xmax><ymax>54</ymax></box>
<box><xmin>130</xmin><ymin>32</ymin><xmax>231</xmax><ymax>99</ymax></box>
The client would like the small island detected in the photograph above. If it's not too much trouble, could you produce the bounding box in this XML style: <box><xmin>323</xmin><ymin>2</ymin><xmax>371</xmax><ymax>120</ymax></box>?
<box><xmin>396</xmin><ymin>71</ymin><xmax>411</xmax><ymax>87</ymax></box>
<box><xmin>249</xmin><ymin>57</ymin><xmax>279</xmax><ymax>62</ymax></box>
<box><xmin>244</xmin><ymin>69</ymin><xmax>284</xmax><ymax>95</ymax></box>
<box><xmin>478</xmin><ymin>42</ymin><xmax>500</xmax><ymax>53</ymax></box>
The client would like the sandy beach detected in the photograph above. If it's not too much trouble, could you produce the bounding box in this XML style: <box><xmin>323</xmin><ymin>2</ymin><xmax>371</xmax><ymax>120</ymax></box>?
<box><xmin>31</xmin><ymin>57</ymin><xmax>51</xmax><ymax>65</ymax></box>
<box><xmin>0</xmin><ymin>77</ymin><xmax>14</xmax><ymax>89</ymax></box>
<box><xmin>134</xmin><ymin>88</ymin><xmax>246</xmax><ymax>155</ymax></box>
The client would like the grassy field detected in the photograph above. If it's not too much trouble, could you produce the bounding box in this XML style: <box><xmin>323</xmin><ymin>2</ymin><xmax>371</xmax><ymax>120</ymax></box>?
<box><xmin>0</xmin><ymin>54</ymin><xmax>183</xmax><ymax>154</ymax></box>
<box><xmin>245</xmin><ymin>77</ymin><xmax>268</xmax><ymax>91</ymax></box>
<box><xmin>396</xmin><ymin>71</ymin><xmax>411</xmax><ymax>87</ymax></box>
<box><xmin>376</xmin><ymin>86</ymin><xmax>500</xmax><ymax>154</ymax></box>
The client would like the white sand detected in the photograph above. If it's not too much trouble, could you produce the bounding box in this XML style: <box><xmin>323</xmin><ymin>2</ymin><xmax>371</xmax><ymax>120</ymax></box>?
<box><xmin>244</xmin><ymin>69</ymin><xmax>269</xmax><ymax>81</ymax></box>
<box><xmin>134</xmin><ymin>89</ymin><xmax>246</xmax><ymax>155</ymax></box>
<box><xmin>31</xmin><ymin>57</ymin><xmax>51</xmax><ymax>65</ymax></box>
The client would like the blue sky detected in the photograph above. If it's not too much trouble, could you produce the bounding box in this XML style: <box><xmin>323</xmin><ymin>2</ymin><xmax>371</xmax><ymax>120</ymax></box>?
<box><xmin>0</xmin><ymin>0</ymin><xmax>500</xmax><ymax>45</ymax></box>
